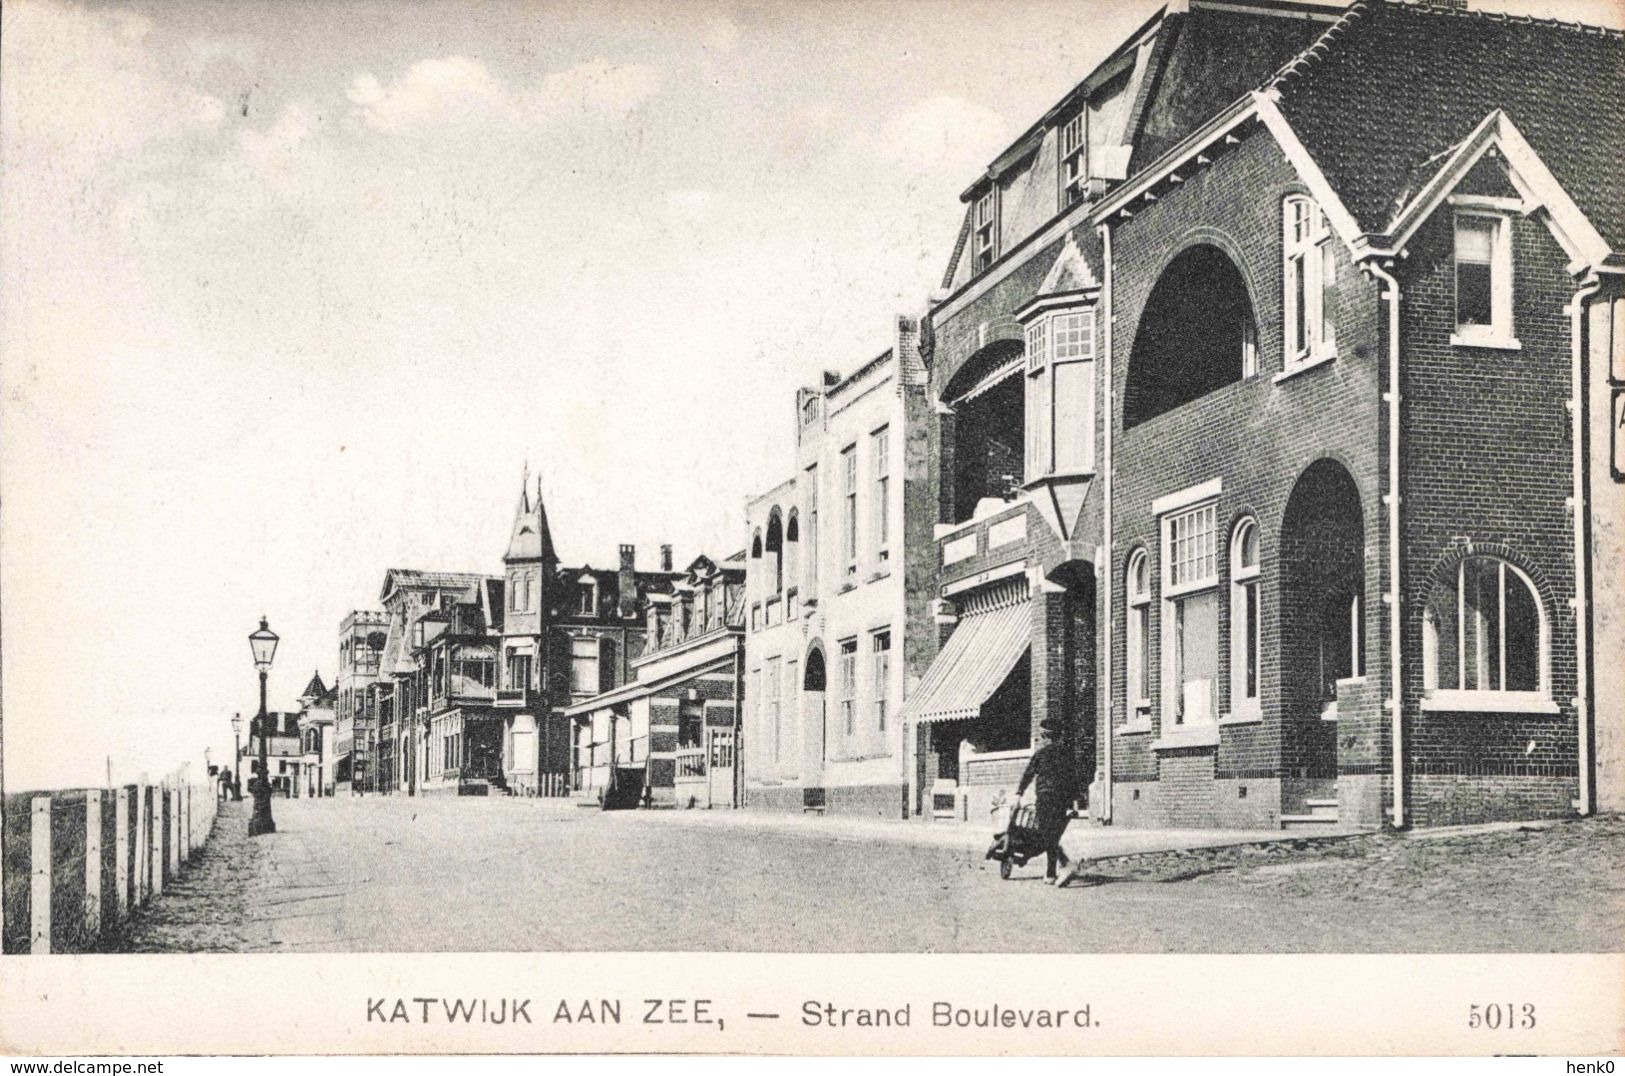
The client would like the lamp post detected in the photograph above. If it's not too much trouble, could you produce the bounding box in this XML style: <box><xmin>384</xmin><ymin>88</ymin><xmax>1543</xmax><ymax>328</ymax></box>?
<box><xmin>231</xmin><ymin>712</ymin><xmax>244</xmax><ymax>801</ymax></box>
<box><xmin>248</xmin><ymin>617</ymin><xmax>279</xmax><ymax>836</ymax></box>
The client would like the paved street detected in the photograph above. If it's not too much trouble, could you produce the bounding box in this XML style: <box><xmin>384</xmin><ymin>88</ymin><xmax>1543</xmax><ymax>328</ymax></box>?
<box><xmin>109</xmin><ymin>797</ymin><xmax>1625</xmax><ymax>954</ymax></box>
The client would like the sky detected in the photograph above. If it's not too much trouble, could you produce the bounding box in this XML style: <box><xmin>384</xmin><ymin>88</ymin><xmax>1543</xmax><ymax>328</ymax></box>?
<box><xmin>3</xmin><ymin>0</ymin><xmax>1621</xmax><ymax>791</ymax></box>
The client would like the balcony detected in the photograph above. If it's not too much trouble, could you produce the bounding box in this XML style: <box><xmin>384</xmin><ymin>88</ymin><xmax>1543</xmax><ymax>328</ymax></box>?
<box><xmin>935</xmin><ymin>501</ymin><xmax>1034</xmax><ymax>590</ymax></box>
<box><xmin>495</xmin><ymin>686</ymin><xmax>535</xmax><ymax>709</ymax></box>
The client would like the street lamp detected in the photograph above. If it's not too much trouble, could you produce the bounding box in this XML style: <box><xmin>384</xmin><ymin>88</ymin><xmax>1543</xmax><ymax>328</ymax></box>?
<box><xmin>248</xmin><ymin>616</ymin><xmax>279</xmax><ymax>836</ymax></box>
<box><xmin>231</xmin><ymin>712</ymin><xmax>244</xmax><ymax>801</ymax></box>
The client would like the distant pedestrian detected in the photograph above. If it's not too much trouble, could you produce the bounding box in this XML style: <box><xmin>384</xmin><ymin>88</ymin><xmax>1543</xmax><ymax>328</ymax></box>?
<box><xmin>1013</xmin><ymin>716</ymin><xmax>1081</xmax><ymax>887</ymax></box>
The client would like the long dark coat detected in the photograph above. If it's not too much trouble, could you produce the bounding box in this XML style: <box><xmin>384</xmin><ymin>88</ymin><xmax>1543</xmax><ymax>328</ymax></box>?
<box><xmin>1016</xmin><ymin>740</ymin><xmax>1073</xmax><ymax>842</ymax></box>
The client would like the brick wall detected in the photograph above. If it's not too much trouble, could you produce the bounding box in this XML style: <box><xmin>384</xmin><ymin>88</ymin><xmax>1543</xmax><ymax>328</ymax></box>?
<box><xmin>1395</xmin><ymin>201</ymin><xmax>1579</xmax><ymax>825</ymax></box>
<box><xmin>1107</xmin><ymin>125</ymin><xmax>1385</xmax><ymax>825</ymax></box>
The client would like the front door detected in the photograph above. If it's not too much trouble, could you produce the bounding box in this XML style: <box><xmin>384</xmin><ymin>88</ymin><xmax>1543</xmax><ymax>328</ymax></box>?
<box><xmin>706</xmin><ymin>729</ymin><xmax>735</xmax><ymax>808</ymax></box>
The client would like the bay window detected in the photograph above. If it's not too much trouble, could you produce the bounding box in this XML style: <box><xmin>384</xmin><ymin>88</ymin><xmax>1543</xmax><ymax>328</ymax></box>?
<box><xmin>1023</xmin><ymin>305</ymin><xmax>1096</xmax><ymax>480</ymax></box>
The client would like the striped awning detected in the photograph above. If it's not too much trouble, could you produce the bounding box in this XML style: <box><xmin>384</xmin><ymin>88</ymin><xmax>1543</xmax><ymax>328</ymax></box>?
<box><xmin>902</xmin><ymin>601</ymin><xmax>1030</xmax><ymax>725</ymax></box>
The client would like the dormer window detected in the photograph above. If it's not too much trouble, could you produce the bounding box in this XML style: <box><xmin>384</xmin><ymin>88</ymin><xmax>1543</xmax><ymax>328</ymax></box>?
<box><xmin>801</xmin><ymin>395</ymin><xmax>820</xmax><ymax>428</ymax></box>
<box><xmin>578</xmin><ymin>579</ymin><xmax>597</xmax><ymax>616</ymax></box>
<box><xmin>1060</xmin><ymin>113</ymin><xmax>1087</xmax><ymax>207</ymax></box>
<box><xmin>1282</xmin><ymin>195</ymin><xmax>1336</xmax><ymax>369</ymax></box>
<box><xmin>1452</xmin><ymin>210</ymin><xmax>1517</xmax><ymax>349</ymax></box>
<box><xmin>973</xmin><ymin>189</ymin><xmax>998</xmax><ymax>273</ymax></box>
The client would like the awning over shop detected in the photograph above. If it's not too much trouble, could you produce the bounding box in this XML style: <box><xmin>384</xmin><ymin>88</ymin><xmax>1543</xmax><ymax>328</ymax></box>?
<box><xmin>902</xmin><ymin>600</ymin><xmax>1030</xmax><ymax>725</ymax></box>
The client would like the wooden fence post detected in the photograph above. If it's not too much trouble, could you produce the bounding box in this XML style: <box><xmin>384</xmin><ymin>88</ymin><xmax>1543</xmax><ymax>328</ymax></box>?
<box><xmin>150</xmin><ymin>786</ymin><xmax>164</xmax><ymax>898</ymax></box>
<box><xmin>84</xmin><ymin>790</ymin><xmax>102</xmax><ymax>941</ymax></box>
<box><xmin>30</xmin><ymin>796</ymin><xmax>51</xmax><ymax>954</ymax></box>
<box><xmin>115</xmin><ymin>788</ymin><xmax>129</xmax><ymax>919</ymax></box>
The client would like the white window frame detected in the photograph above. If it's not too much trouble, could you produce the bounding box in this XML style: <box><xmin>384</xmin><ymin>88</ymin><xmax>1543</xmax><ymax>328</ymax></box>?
<box><xmin>1060</xmin><ymin>112</ymin><xmax>1087</xmax><ymax>207</ymax></box>
<box><xmin>839</xmin><ymin>638</ymin><xmax>858</xmax><ymax>738</ymax></box>
<box><xmin>841</xmin><ymin>444</ymin><xmax>858</xmax><ymax>578</ymax></box>
<box><xmin>578</xmin><ymin>578</ymin><xmax>597</xmax><ymax>616</ymax></box>
<box><xmin>871</xmin><ymin>628</ymin><xmax>892</xmax><ymax>734</ymax></box>
<box><xmin>871</xmin><ymin>426</ymin><xmax>891</xmax><ymax>564</ymax></box>
<box><xmin>1159</xmin><ymin>492</ymin><xmax>1221</xmax><ymax>735</ymax></box>
<box><xmin>1125</xmin><ymin>548</ymin><xmax>1152</xmax><ymax>729</ymax></box>
<box><xmin>1024</xmin><ymin>306</ymin><xmax>1097</xmax><ymax>480</ymax></box>
<box><xmin>973</xmin><ymin>188</ymin><xmax>998</xmax><ymax>272</ymax></box>
<box><xmin>569</xmin><ymin>635</ymin><xmax>600</xmax><ymax>696</ymax></box>
<box><xmin>1227</xmin><ymin>516</ymin><xmax>1262</xmax><ymax>723</ymax></box>
<box><xmin>1422</xmin><ymin>556</ymin><xmax>1554</xmax><ymax>713</ymax></box>
<box><xmin>1450</xmin><ymin>207</ymin><xmax>1518</xmax><ymax>350</ymax></box>
<box><xmin>765</xmin><ymin>655</ymin><xmax>782</xmax><ymax>765</ymax></box>
<box><xmin>1282</xmin><ymin>195</ymin><xmax>1336</xmax><ymax>370</ymax></box>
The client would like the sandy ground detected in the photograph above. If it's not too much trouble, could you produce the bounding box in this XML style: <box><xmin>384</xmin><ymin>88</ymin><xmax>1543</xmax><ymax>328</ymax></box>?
<box><xmin>107</xmin><ymin>797</ymin><xmax>1625</xmax><ymax>954</ymax></box>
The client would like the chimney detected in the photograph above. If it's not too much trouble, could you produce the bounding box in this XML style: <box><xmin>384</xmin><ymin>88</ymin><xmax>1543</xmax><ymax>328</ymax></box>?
<box><xmin>660</xmin><ymin>544</ymin><xmax>674</xmax><ymax>572</ymax></box>
<box><xmin>618</xmin><ymin>545</ymin><xmax>636</xmax><ymax>617</ymax></box>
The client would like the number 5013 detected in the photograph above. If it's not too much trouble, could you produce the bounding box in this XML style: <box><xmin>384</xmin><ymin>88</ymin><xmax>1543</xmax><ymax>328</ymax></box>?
<box><xmin>1469</xmin><ymin>1003</ymin><xmax>1535</xmax><ymax>1029</ymax></box>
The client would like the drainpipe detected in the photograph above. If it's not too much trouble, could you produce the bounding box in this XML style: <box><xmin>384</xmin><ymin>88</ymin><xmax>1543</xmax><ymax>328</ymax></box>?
<box><xmin>1100</xmin><ymin>221</ymin><xmax>1115</xmax><ymax>824</ymax></box>
<box><xmin>1570</xmin><ymin>272</ymin><xmax>1603</xmax><ymax>815</ymax></box>
<box><xmin>1368</xmin><ymin>259</ymin><xmax>1405</xmax><ymax>829</ymax></box>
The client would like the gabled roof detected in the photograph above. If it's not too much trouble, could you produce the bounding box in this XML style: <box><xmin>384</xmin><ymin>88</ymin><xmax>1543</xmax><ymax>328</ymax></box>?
<box><xmin>378</xmin><ymin>569</ymin><xmax>487</xmax><ymax>602</ymax></box>
<box><xmin>300</xmin><ymin>670</ymin><xmax>328</xmax><ymax>700</ymax></box>
<box><xmin>1272</xmin><ymin>0</ymin><xmax>1625</xmax><ymax>252</ymax></box>
<box><xmin>505</xmin><ymin>471</ymin><xmax>557</xmax><ymax>564</ymax></box>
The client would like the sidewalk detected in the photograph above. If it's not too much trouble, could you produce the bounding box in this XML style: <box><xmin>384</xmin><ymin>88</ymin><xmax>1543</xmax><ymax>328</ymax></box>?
<box><xmin>620</xmin><ymin>803</ymin><xmax>1371</xmax><ymax>861</ymax></box>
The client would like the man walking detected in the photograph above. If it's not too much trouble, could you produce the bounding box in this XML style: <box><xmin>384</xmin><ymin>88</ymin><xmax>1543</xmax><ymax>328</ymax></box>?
<box><xmin>1014</xmin><ymin>716</ymin><xmax>1082</xmax><ymax>887</ymax></box>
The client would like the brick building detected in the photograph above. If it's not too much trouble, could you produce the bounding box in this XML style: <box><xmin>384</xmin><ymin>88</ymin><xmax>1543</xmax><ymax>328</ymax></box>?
<box><xmin>743</xmin><ymin>319</ymin><xmax>937</xmax><ymax>817</ymax></box>
<box><xmin>493</xmin><ymin>476</ymin><xmax>678</xmax><ymax>796</ymax></box>
<box><xmin>565</xmin><ymin>553</ymin><xmax>747</xmax><ymax>808</ymax></box>
<box><xmin>907</xmin><ymin>0</ymin><xmax>1622</xmax><ymax>830</ymax></box>
<box><xmin>910</xmin><ymin>0</ymin><xmax>1328</xmax><ymax>824</ymax></box>
<box><xmin>1089</xmin><ymin>0</ymin><xmax>1623</xmax><ymax>827</ymax></box>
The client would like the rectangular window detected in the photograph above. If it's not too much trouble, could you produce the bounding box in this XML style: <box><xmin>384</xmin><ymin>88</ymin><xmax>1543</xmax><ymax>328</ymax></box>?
<box><xmin>1025</xmin><ymin>319</ymin><xmax>1050</xmax><ymax>478</ymax></box>
<box><xmin>805</xmin><ymin>464</ymin><xmax>819</xmax><ymax>594</ymax></box>
<box><xmin>578</xmin><ymin>582</ymin><xmax>596</xmax><ymax>616</ymax></box>
<box><xmin>765</xmin><ymin>656</ymin><xmax>782</xmax><ymax>764</ymax></box>
<box><xmin>1166</xmin><ymin>502</ymin><xmax>1218</xmax><ymax>592</ymax></box>
<box><xmin>569</xmin><ymin>636</ymin><xmax>598</xmax><ymax>695</ymax></box>
<box><xmin>1060</xmin><ymin>112</ymin><xmax>1087</xmax><ymax>207</ymax></box>
<box><xmin>1453</xmin><ymin>212</ymin><xmax>1514</xmax><ymax>346</ymax></box>
<box><xmin>839</xmin><ymin>638</ymin><xmax>858</xmax><ymax>738</ymax></box>
<box><xmin>871</xmin><ymin>630</ymin><xmax>891</xmax><ymax>733</ymax></box>
<box><xmin>842</xmin><ymin>444</ymin><xmax>858</xmax><ymax>575</ymax></box>
<box><xmin>973</xmin><ymin>189</ymin><xmax>997</xmax><ymax>272</ymax></box>
<box><xmin>1283</xmin><ymin>197</ymin><xmax>1334</xmax><ymax>366</ymax></box>
<box><xmin>872</xmin><ymin>427</ymin><xmax>890</xmax><ymax>561</ymax></box>
<box><xmin>1161</xmin><ymin>498</ymin><xmax>1220</xmax><ymax>729</ymax></box>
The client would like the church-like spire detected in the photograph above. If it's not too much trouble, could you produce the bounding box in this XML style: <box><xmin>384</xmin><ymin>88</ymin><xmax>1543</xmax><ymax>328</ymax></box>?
<box><xmin>505</xmin><ymin>463</ymin><xmax>555</xmax><ymax>564</ymax></box>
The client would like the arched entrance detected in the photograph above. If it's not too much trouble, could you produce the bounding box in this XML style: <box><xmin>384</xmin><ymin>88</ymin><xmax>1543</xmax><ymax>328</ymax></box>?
<box><xmin>801</xmin><ymin>644</ymin><xmax>827</xmax><ymax>789</ymax></box>
<box><xmin>1279</xmin><ymin>459</ymin><xmax>1365</xmax><ymax>803</ymax></box>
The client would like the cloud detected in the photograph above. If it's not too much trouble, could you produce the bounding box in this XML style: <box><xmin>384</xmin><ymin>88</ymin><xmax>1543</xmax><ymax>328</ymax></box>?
<box><xmin>347</xmin><ymin>55</ymin><xmax>509</xmax><ymax>136</ymax></box>
<box><xmin>701</xmin><ymin>16</ymin><xmax>741</xmax><ymax>52</ymax></box>
<box><xmin>346</xmin><ymin>55</ymin><xmax>660</xmax><ymax>139</ymax></box>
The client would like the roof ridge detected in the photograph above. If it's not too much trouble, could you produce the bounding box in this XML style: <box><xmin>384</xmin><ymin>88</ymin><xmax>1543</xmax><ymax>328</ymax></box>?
<box><xmin>1263</xmin><ymin>0</ymin><xmax>1374</xmax><ymax>95</ymax></box>
<box><xmin>1382</xmin><ymin>0</ymin><xmax>1625</xmax><ymax>39</ymax></box>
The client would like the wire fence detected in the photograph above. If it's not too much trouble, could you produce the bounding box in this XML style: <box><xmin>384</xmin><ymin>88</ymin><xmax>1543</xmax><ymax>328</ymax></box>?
<box><xmin>1</xmin><ymin>767</ymin><xmax>220</xmax><ymax>954</ymax></box>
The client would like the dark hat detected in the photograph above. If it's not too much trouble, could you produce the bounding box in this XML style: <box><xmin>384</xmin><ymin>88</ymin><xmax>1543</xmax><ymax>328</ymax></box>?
<box><xmin>1039</xmin><ymin>714</ymin><xmax>1065</xmax><ymax>732</ymax></box>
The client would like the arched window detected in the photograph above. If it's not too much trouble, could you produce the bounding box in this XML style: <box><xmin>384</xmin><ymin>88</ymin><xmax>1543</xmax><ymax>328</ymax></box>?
<box><xmin>1283</xmin><ymin>195</ymin><xmax>1336</xmax><ymax>369</ymax></box>
<box><xmin>1229</xmin><ymin>517</ymin><xmax>1261</xmax><ymax>718</ymax></box>
<box><xmin>1423</xmin><ymin>555</ymin><xmax>1548</xmax><ymax>708</ymax></box>
<box><xmin>1126</xmin><ymin>548</ymin><xmax>1151</xmax><ymax>721</ymax></box>
<box><xmin>785</xmin><ymin>511</ymin><xmax>801</xmax><ymax>618</ymax></box>
<box><xmin>766</xmin><ymin>510</ymin><xmax>784</xmax><ymax>596</ymax></box>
